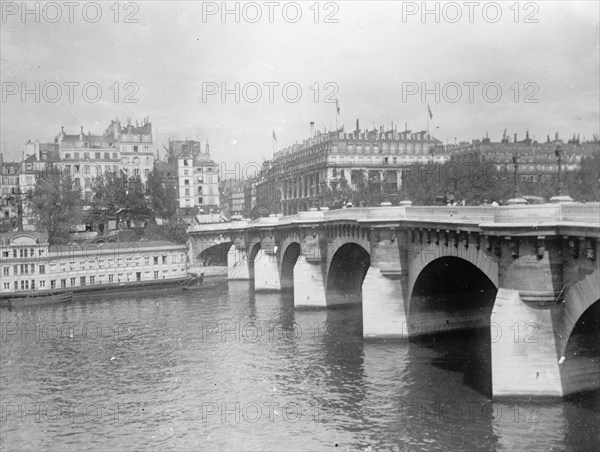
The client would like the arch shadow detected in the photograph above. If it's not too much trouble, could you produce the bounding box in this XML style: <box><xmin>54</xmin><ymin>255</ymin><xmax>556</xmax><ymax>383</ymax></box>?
<box><xmin>326</xmin><ymin>243</ymin><xmax>370</xmax><ymax>308</ymax></box>
<box><xmin>198</xmin><ymin>241</ymin><xmax>233</xmax><ymax>266</ymax></box>
<box><xmin>562</xmin><ymin>299</ymin><xmax>600</xmax><ymax>401</ymax></box>
<box><xmin>247</xmin><ymin>242</ymin><xmax>262</xmax><ymax>282</ymax></box>
<box><xmin>409</xmin><ymin>256</ymin><xmax>498</xmax><ymax>397</ymax></box>
<box><xmin>280</xmin><ymin>242</ymin><xmax>301</xmax><ymax>293</ymax></box>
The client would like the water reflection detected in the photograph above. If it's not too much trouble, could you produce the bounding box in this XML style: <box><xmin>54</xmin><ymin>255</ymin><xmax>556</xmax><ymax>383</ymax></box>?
<box><xmin>0</xmin><ymin>281</ymin><xmax>597</xmax><ymax>451</ymax></box>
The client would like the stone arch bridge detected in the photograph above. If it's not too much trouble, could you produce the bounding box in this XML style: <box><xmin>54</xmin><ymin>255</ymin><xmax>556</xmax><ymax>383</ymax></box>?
<box><xmin>188</xmin><ymin>204</ymin><xmax>599</xmax><ymax>399</ymax></box>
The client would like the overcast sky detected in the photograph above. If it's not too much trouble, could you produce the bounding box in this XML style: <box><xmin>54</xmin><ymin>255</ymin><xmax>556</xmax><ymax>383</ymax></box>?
<box><xmin>1</xmin><ymin>1</ymin><xmax>598</xmax><ymax>169</ymax></box>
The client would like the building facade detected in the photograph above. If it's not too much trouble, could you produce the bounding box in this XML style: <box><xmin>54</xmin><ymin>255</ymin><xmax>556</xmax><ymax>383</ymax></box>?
<box><xmin>159</xmin><ymin>140</ymin><xmax>220</xmax><ymax>213</ymax></box>
<box><xmin>0</xmin><ymin>231</ymin><xmax>188</xmax><ymax>295</ymax></box>
<box><xmin>451</xmin><ymin>131</ymin><xmax>600</xmax><ymax>182</ymax></box>
<box><xmin>256</xmin><ymin>120</ymin><xmax>447</xmax><ymax>215</ymax></box>
<box><xmin>57</xmin><ymin>118</ymin><xmax>155</xmax><ymax>201</ymax></box>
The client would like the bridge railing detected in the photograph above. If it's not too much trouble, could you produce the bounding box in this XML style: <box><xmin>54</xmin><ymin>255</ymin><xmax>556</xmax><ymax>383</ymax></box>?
<box><xmin>187</xmin><ymin>203</ymin><xmax>600</xmax><ymax>234</ymax></box>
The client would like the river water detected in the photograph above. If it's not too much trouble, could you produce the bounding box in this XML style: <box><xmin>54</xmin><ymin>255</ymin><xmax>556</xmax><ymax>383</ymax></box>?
<box><xmin>1</xmin><ymin>280</ymin><xmax>598</xmax><ymax>451</ymax></box>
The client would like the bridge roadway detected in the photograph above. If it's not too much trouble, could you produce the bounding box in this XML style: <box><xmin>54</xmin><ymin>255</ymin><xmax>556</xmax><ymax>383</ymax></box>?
<box><xmin>188</xmin><ymin>203</ymin><xmax>600</xmax><ymax>399</ymax></box>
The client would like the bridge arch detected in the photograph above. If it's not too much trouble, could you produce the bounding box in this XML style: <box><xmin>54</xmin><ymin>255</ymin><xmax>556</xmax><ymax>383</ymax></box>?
<box><xmin>280</xmin><ymin>241</ymin><xmax>301</xmax><ymax>291</ymax></box>
<box><xmin>559</xmin><ymin>269</ymin><xmax>600</xmax><ymax>396</ymax></box>
<box><xmin>326</xmin><ymin>242</ymin><xmax>370</xmax><ymax>307</ymax></box>
<box><xmin>247</xmin><ymin>240</ymin><xmax>262</xmax><ymax>281</ymax></box>
<box><xmin>409</xmin><ymin>256</ymin><xmax>498</xmax><ymax>397</ymax></box>
<box><xmin>408</xmin><ymin>240</ymin><xmax>499</xmax><ymax>299</ymax></box>
<box><xmin>561</xmin><ymin>299</ymin><xmax>600</xmax><ymax>396</ymax></box>
<box><xmin>197</xmin><ymin>241</ymin><xmax>233</xmax><ymax>266</ymax></box>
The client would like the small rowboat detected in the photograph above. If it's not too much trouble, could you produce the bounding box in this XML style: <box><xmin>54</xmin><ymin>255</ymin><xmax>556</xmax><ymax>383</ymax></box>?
<box><xmin>0</xmin><ymin>291</ymin><xmax>73</xmax><ymax>309</ymax></box>
<box><xmin>181</xmin><ymin>272</ymin><xmax>205</xmax><ymax>291</ymax></box>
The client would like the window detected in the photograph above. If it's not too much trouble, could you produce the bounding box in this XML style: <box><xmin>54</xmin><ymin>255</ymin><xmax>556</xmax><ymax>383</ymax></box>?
<box><xmin>109</xmin><ymin>275</ymin><xmax>114</xmax><ymax>283</ymax></box>
<box><xmin>39</xmin><ymin>280</ymin><xmax>45</xmax><ymax>288</ymax></box>
<box><xmin>90</xmin><ymin>276</ymin><xmax>95</xmax><ymax>284</ymax></box>
<box><xmin>39</xmin><ymin>265</ymin><xmax>45</xmax><ymax>274</ymax></box>
<box><xmin>2</xmin><ymin>267</ymin><xmax>8</xmax><ymax>276</ymax></box>
<box><xmin>51</xmin><ymin>280</ymin><xmax>56</xmax><ymax>289</ymax></box>
<box><xmin>144</xmin><ymin>256</ymin><xmax>150</xmax><ymax>265</ymax></box>
<box><xmin>184</xmin><ymin>160</ymin><xmax>189</xmax><ymax>166</ymax></box>
<box><xmin>95</xmin><ymin>152</ymin><xmax>101</xmax><ymax>159</ymax></box>
<box><xmin>61</xmin><ymin>279</ymin><xmax>66</xmax><ymax>288</ymax></box>
<box><xmin>154</xmin><ymin>271</ymin><xmax>159</xmax><ymax>279</ymax></box>
<box><xmin>153</xmin><ymin>256</ymin><xmax>159</xmax><ymax>265</ymax></box>
<box><xmin>184</xmin><ymin>179</ymin><xmax>190</xmax><ymax>185</ymax></box>
<box><xmin>65</xmin><ymin>153</ymin><xmax>71</xmax><ymax>159</ymax></box>
<box><xmin>80</xmin><ymin>276</ymin><xmax>86</xmax><ymax>286</ymax></box>
<box><xmin>198</xmin><ymin>197</ymin><xmax>203</xmax><ymax>204</ymax></box>
<box><xmin>162</xmin><ymin>256</ymin><xmax>167</xmax><ymax>264</ymax></box>
<box><xmin>4</xmin><ymin>282</ymin><xmax>10</xmax><ymax>290</ymax></box>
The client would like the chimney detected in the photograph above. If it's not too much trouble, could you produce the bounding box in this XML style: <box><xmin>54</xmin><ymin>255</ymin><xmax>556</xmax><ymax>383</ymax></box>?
<box><xmin>80</xmin><ymin>126</ymin><xmax>83</xmax><ymax>140</ymax></box>
<box><xmin>514</xmin><ymin>133</ymin><xmax>517</xmax><ymax>143</ymax></box>
<box><xmin>310</xmin><ymin>121</ymin><xmax>315</xmax><ymax>137</ymax></box>
<box><xmin>356</xmin><ymin>119</ymin><xmax>360</xmax><ymax>132</ymax></box>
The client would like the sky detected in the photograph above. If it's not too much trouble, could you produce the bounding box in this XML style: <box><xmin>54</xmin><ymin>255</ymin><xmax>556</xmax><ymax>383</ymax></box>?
<box><xmin>1</xmin><ymin>0</ymin><xmax>599</xmax><ymax>171</ymax></box>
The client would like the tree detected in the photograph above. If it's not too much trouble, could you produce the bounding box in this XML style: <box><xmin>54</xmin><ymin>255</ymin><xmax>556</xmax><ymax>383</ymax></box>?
<box><xmin>146</xmin><ymin>167</ymin><xmax>177</xmax><ymax>220</ymax></box>
<box><xmin>125</xmin><ymin>174</ymin><xmax>150</xmax><ymax>217</ymax></box>
<box><xmin>568</xmin><ymin>150</ymin><xmax>600</xmax><ymax>201</ymax></box>
<box><xmin>28</xmin><ymin>164</ymin><xmax>84</xmax><ymax>245</ymax></box>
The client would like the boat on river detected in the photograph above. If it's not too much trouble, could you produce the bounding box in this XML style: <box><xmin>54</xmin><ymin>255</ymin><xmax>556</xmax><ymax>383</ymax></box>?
<box><xmin>0</xmin><ymin>291</ymin><xmax>73</xmax><ymax>309</ymax></box>
<box><xmin>181</xmin><ymin>272</ymin><xmax>205</xmax><ymax>291</ymax></box>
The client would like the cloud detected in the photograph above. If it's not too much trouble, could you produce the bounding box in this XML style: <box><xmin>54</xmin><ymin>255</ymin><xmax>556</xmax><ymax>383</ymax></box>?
<box><xmin>1</xmin><ymin>1</ymin><xmax>598</xmax><ymax>163</ymax></box>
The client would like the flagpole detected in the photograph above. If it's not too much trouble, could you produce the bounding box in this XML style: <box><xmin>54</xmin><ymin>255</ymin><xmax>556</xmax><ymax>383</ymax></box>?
<box><xmin>427</xmin><ymin>104</ymin><xmax>430</xmax><ymax>135</ymax></box>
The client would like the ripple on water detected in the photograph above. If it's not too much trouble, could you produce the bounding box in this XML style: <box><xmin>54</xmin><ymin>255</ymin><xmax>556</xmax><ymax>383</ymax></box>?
<box><xmin>1</xmin><ymin>283</ymin><xmax>598</xmax><ymax>451</ymax></box>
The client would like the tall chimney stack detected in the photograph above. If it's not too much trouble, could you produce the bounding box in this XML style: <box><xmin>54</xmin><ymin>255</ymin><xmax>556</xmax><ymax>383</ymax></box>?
<box><xmin>356</xmin><ymin>119</ymin><xmax>360</xmax><ymax>132</ymax></box>
<box><xmin>80</xmin><ymin>126</ymin><xmax>83</xmax><ymax>140</ymax></box>
<box><xmin>310</xmin><ymin>121</ymin><xmax>315</xmax><ymax>137</ymax></box>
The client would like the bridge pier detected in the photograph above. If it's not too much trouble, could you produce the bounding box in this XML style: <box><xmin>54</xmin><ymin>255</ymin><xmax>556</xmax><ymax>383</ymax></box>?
<box><xmin>492</xmin><ymin>288</ymin><xmax>563</xmax><ymax>397</ymax></box>
<box><xmin>254</xmin><ymin>250</ymin><xmax>281</xmax><ymax>291</ymax></box>
<box><xmin>362</xmin><ymin>230</ymin><xmax>409</xmax><ymax>339</ymax></box>
<box><xmin>227</xmin><ymin>244</ymin><xmax>250</xmax><ymax>280</ymax></box>
<box><xmin>491</xmin><ymin>237</ymin><xmax>564</xmax><ymax>398</ymax></box>
<box><xmin>362</xmin><ymin>267</ymin><xmax>409</xmax><ymax>338</ymax></box>
<box><xmin>294</xmin><ymin>256</ymin><xmax>327</xmax><ymax>308</ymax></box>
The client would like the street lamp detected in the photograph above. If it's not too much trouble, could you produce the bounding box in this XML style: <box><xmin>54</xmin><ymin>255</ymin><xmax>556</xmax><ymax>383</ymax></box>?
<box><xmin>513</xmin><ymin>153</ymin><xmax>521</xmax><ymax>198</ymax></box>
<box><xmin>549</xmin><ymin>145</ymin><xmax>573</xmax><ymax>203</ymax></box>
<box><xmin>506</xmin><ymin>152</ymin><xmax>527</xmax><ymax>205</ymax></box>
